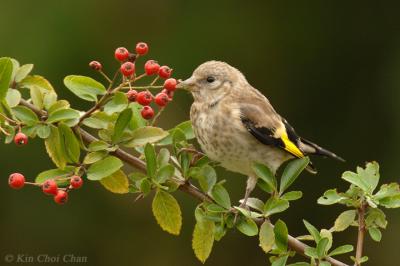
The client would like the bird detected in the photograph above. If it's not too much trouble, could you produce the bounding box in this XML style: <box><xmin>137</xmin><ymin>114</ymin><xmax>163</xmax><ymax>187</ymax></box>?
<box><xmin>177</xmin><ymin>61</ymin><xmax>344</xmax><ymax>207</ymax></box>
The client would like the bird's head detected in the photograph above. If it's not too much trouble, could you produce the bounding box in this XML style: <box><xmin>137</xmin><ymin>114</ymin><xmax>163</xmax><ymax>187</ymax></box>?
<box><xmin>177</xmin><ymin>61</ymin><xmax>246</xmax><ymax>102</ymax></box>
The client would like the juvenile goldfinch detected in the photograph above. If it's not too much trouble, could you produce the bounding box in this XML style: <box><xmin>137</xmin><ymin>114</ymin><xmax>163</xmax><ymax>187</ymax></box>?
<box><xmin>177</xmin><ymin>61</ymin><xmax>343</xmax><ymax>206</ymax></box>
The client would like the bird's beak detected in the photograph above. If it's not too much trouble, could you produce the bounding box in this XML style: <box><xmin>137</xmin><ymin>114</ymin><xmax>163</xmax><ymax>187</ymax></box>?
<box><xmin>176</xmin><ymin>77</ymin><xmax>196</xmax><ymax>91</ymax></box>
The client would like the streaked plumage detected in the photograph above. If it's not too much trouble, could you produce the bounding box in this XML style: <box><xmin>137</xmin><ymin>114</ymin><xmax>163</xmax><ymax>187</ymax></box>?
<box><xmin>178</xmin><ymin>61</ymin><xmax>343</xmax><ymax>205</ymax></box>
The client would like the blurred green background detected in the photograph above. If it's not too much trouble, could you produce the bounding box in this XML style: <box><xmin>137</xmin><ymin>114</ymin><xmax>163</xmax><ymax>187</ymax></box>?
<box><xmin>1</xmin><ymin>1</ymin><xmax>400</xmax><ymax>265</ymax></box>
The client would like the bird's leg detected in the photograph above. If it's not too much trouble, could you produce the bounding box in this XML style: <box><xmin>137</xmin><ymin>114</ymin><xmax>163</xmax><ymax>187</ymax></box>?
<box><xmin>240</xmin><ymin>175</ymin><xmax>258</xmax><ymax>209</ymax></box>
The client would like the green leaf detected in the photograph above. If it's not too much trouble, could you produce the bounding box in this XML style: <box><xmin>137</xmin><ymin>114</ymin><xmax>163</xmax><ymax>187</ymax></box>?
<box><xmin>64</xmin><ymin>75</ymin><xmax>106</xmax><ymax>102</ymax></box>
<box><xmin>192</xmin><ymin>219</ymin><xmax>215</xmax><ymax>263</ymax></box>
<box><xmin>304</xmin><ymin>247</ymin><xmax>318</xmax><ymax>259</ymax></box>
<box><xmin>155</xmin><ymin>164</ymin><xmax>175</xmax><ymax>183</ymax></box>
<box><xmin>58</xmin><ymin>123</ymin><xmax>80</xmax><ymax>164</ymax></box>
<box><xmin>157</xmin><ymin>148</ymin><xmax>170</xmax><ymax>167</ymax></box>
<box><xmin>316</xmin><ymin>237</ymin><xmax>329</xmax><ymax>258</ymax></box>
<box><xmin>281</xmin><ymin>191</ymin><xmax>303</xmax><ymax>201</ymax></box>
<box><xmin>333</xmin><ymin>210</ymin><xmax>356</xmax><ymax>232</ymax></box>
<box><xmin>47</xmin><ymin>108</ymin><xmax>80</xmax><ymax>124</ymax></box>
<box><xmin>319</xmin><ymin>262</ymin><xmax>331</xmax><ymax>266</ymax></box>
<box><xmin>104</xmin><ymin>92</ymin><xmax>128</xmax><ymax>115</ymax></box>
<box><xmin>368</xmin><ymin>227</ymin><xmax>382</xmax><ymax>242</ymax></box>
<box><xmin>82</xmin><ymin>111</ymin><xmax>114</xmax><ymax>129</ymax></box>
<box><xmin>259</xmin><ymin>221</ymin><xmax>275</xmax><ymax>253</ymax></box>
<box><xmin>48</xmin><ymin>100</ymin><xmax>70</xmax><ymax>114</ymax></box>
<box><xmin>243</xmin><ymin>197</ymin><xmax>264</xmax><ymax>212</ymax></box>
<box><xmin>128</xmin><ymin>102</ymin><xmax>146</xmax><ymax>130</ymax></box>
<box><xmin>252</xmin><ymin>162</ymin><xmax>277</xmax><ymax>192</ymax></box>
<box><xmin>318</xmin><ymin>189</ymin><xmax>346</xmax><ymax>205</ymax></box>
<box><xmin>328</xmin><ymin>245</ymin><xmax>354</xmax><ymax>256</ymax></box>
<box><xmin>19</xmin><ymin>75</ymin><xmax>55</xmax><ymax>92</ymax></box>
<box><xmin>342</xmin><ymin>171</ymin><xmax>370</xmax><ymax>192</ymax></box>
<box><xmin>144</xmin><ymin>143</ymin><xmax>157</xmax><ymax>179</ymax></box>
<box><xmin>191</xmin><ymin>165</ymin><xmax>217</xmax><ymax>193</ymax></box>
<box><xmin>112</xmin><ymin>108</ymin><xmax>132</xmax><ymax>144</ymax></box>
<box><xmin>35</xmin><ymin>166</ymin><xmax>75</xmax><ymax>186</ymax></box>
<box><xmin>123</xmin><ymin>126</ymin><xmax>169</xmax><ymax>147</ymax></box>
<box><xmin>210</xmin><ymin>184</ymin><xmax>231</xmax><ymax>209</ymax></box>
<box><xmin>271</xmin><ymin>255</ymin><xmax>288</xmax><ymax>266</ymax></box>
<box><xmin>303</xmin><ymin>220</ymin><xmax>321</xmax><ymax>242</ymax></box>
<box><xmin>158</xmin><ymin>120</ymin><xmax>195</xmax><ymax>145</ymax></box>
<box><xmin>263</xmin><ymin>197</ymin><xmax>290</xmax><ymax>216</ymax></box>
<box><xmin>88</xmin><ymin>140</ymin><xmax>110</xmax><ymax>152</ymax></box>
<box><xmin>365</xmin><ymin>208</ymin><xmax>387</xmax><ymax>229</ymax></box>
<box><xmin>36</xmin><ymin>124</ymin><xmax>51</xmax><ymax>139</ymax></box>
<box><xmin>5</xmin><ymin>89</ymin><xmax>21</xmax><ymax>107</ymax></box>
<box><xmin>0</xmin><ymin>57</ymin><xmax>13</xmax><ymax>100</ymax></box>
<box><xmin>87</xmin><ymin>156</ymin><xmax>123</xmax><ymax>180</ymax></box>
<box><xmin>286</xmin><ymin>263</ymin><xmax>310</xmax><ymax>266</ymax></box>
<box><xmin>280</xmin><ymin>157</ymin><xmax>309</xmax><ymax>194</ymax></box>
<box><xmin>236</xmin><ymin>217</ymin><xmax>258</xmax><ymax>236</ymax></box>
<box><xmin>14</xmin><ymin>64</ymin><xmax>33</xmax><ymax>83</ymax></box>
<box><xmin>374</xmin><ymin>183</ymin><xmax>400</xmax><ymax>208</ymax></box>
<box><xmin>30</xmin><ymin>85</ymin><xmax>43</xmax><ymax>109</ymax></box>
<box><xmin>234</xmin><ymin>206</ymin><xmax>263</xmax><ymax>219</ymax></box>
<box><xmin>45</xmin><ymin>126</ymin><xmax>67</xmax><ymax>168</ymax></box>
<box><xmin>99</xmin><ymin>170</ymin><xmax>129</xmax><ymax>194</ymax></box>
<box><xmin>152</xmin><ymin>190</ymin><xmax>182</xmax><ymax>235</ymax></box>
<box><xmin>320</xmin><ymin>229</ymin><xmax>333</xmax><ymax>252</ymax></box>
<box><xmin>274</xmin><ymin>219</ymin><xmax>288</xmax><ymax>252</ymax></box>
<box><xmin>83</xmin><ymin>150</ymin><xmax>108</xmax><ymax>164</ymax></box>
<box><xmin>12</xmin><ymin>106</ymin><xmax>39</xmax><ymax>126</ymax></box>
<box><xmin>358</xmin><ymin>161</ymin><xmax>380</xmax><ymax>193</ymax></box>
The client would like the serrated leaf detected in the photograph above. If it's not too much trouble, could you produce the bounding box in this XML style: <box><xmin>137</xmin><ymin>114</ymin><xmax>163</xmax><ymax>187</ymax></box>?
<box><xmin>281</xmin><ymin>191</ymin><xmax>303</xmax><ymax>201</ymax></box>
<box><xmin>64</xmin><ymin>75</ymin><xmax>106</xmax><ymax>102</ymax></box>
<box><xmin>0</xmin><ymin>57</ymin><xmax>13</xmax><ymax>100</ymax></box>
<box><xmin>318</xmin><ymin>189</ymin><xmax>346</xmax><ymax>205</ymax></box>
<box><xmin>35</xmin><ymin>166</ymin><xmax>75</xmax><ymax>186</ymax></box>
<box><xmin>58</xmin><ymin>123</ymin><xmax>80</xmax><ymax>163</ymax></box>
<box><xmin>333</xmin><ymin>210</ymin><xmax>356</xmax><ymax>232</ymax></box>
<box><xmin>210</xmin><ymin>184</ymin><xmax>231</xmax><ymax>209</ymax></box>
<box><xmin>47</xmin><ymin>108</ymin><xmax>80</xmax><ymax>124</ymax></box>
<box><xmin>99</xmin><ymin>170</ymin><xmax>129</xmax><ymax>194</ymax></box>
<box><xmin>280</xmin><ymin>157</ymin><xmax>309</xmax><ymax>194</ymax></box>
<box><xmin>236</xmin><ymin>217</ymin><xmax>258</xmax><ymax>236</ymax></box>
<box><xmin>252</xmin><ymin>162</ymin><xmax>277</xmax><ymax>192</ymax></box>
<box><xmin>303</xmin><ymin>220</ymin><xmax>321</xmax><ymax>242</ymax></box>
<box><xmin>87</xmin><ymin>155</ymin><xmax>123</xmax><ymax>180</ymax></box>
<box><xmin>12</xmin><ymin>106</ymin><xmax>39</xmax><ymax>125</ymax></box>
<box><xmin>14</xmin><ymin>64</ymin><xmax>33</xmax><ymax>82</ymax></box>
<box><xmin>259</xmin><ymin>221</ymin><xmax>275</xmax><ymax>253</ymax></box>
<box><xmin>263</xmin><ymin>197</ymin><xmax>290</xmax><ymax>216</ymax></box>
<box><xmin>328</xmin><ymin>245</ymin><xmax>354</xmax><ymax>256</ymax></box>
<box><xmin>192</xmin><ymin>219</ymin><xmax>215</xmax><ymax>263</ymax></box>
<box><xmin>144</xmin><ymin>143</ymin><xmax>157</xmax><ymax>179</ymax></box>
<box><xmin>45</xmin><ymin>126</ymin><xmax>67</xmax><ymax>168</ymax></box>
<box><xmin>104</xmin><ymin>92</ymin><xmax>128</xmax><ymax>115</ymax></box>
<box><xmin>152</xmin><ymin>190</ymin><xmax>182</xmax><ymax>235</ymax></box>
<box><xmin>368</xmin><ymin>227</ymin><xmax>382</xmax><ymax>242</ymax></box>
<box><xmin>112</xmin><ymin>108</ymin><xmax>132</xmax><ymax>143</ymax></box>
<box><xmin>274</xmin><ymin>219</ymin><xmax>288</xmax><ymax>251</ymax></box>
<box><xmin>5</xmin><ymin>89</ymin><xmax>21</xmax><ymax>107</ymax></box>
<box><xmin>123</xmin><ymin>126</ymin><xmax>169</xmax><ymax>147</ymax></box>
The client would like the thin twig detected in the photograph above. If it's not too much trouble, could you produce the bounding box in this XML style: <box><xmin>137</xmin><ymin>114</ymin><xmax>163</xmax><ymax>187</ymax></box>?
<box><xmin>98</xmin><ymin>70</ymin><xmax>112</xmax><ymax>83</ymax></box>
<box><xmin>18</xmin><ymin>99</ymin><xmax>349</xmax><ymax>266</ymax></box>
<box><xmin>355</xmin><ymin>203</ymin><xmax>367</xmax><ymax>266</ymax></box>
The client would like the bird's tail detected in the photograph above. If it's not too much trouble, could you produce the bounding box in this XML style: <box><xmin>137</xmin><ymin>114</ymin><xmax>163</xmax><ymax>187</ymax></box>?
<box><xmin>300</xmin><ymin>138</ymin><xmax>345</xmax><ymax>162</ymax></box>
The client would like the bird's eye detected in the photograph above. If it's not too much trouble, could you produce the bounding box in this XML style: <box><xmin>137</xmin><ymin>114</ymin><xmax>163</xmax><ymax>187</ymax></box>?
<box><xmin>206</xmin><ymin>76</ymin><xmax>215</xmax><ymax>83</ymax></box>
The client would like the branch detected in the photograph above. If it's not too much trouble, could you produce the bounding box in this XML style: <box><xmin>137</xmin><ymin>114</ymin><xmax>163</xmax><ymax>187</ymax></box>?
<box><xmin>355</xmin><ymin>203</ymin><xmax>367</xmax><ymax>266</ymax></box>
<box><xmin>18</xmin><ymin>99</ymin><xmax>348</xmax><ymax>266</ymax></box>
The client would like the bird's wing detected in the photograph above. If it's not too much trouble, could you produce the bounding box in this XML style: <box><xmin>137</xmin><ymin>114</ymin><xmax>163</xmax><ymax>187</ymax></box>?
<box><xmin>238</xmin><ymin>95</ymin><xmax>305</xmax><ymax>159</ymax></box>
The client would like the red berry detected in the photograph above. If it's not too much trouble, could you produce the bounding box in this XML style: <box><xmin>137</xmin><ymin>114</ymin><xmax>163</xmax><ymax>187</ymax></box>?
<box><xmin>8</xmin><ymin>173</ymin><xmax>25</xmax><ymax>189</ymax></box>
<box><xmin>114</xmin><ymin>47</ymin><xmax>129</xmax><ymax>61</ymax></box>
<box><xmin>89</xmin><ymin>61</ymin><xmax>102</xmax><ymax>71</ymax></box>
<box><xmin>163</xmin><ymin>78</ymin><xmax>177</xmax><ymax>91</ymax></box>
<box><xmin>154</xmin><ymin>92</ymin><xmax>169</xmax><ymax>107</ymax></box>
<box><xmin>120</xmin><ymin>62</ymin><xmax>135</xmax><ymax>77</ymax></box>
<box><xmin>70</xmin><ymin>176</ymin><xmax>83</xmax><ymax>189</ymax></box>
<box><xmin>141</xmin><ymin>106</ymin><xmax>155</xmax><ymax>120</ymax></box>
<box><xmin>14</xmin><ymin>132</ymin><xmax>28</xmax><ymax>146</ymax></box>
<box><xmin>162</xmin><ymin>89</ymin><xmax>174</xmax><ymax>100</ymax></box>
<box><xmin>144</xmin><ymin>60</ymin><xmax>160</xmax><ymax>75</ymax></box>
<box><xmin>54</xmin><ymin>190</ymin><xmax>68</xmax><ymax>205</ymax></box>
<box><xmin>158</xmin><ymin>66</ymin><xmax>172</xmax><ymax>79</ymax></box>
<box><xmin>135</xmin><ymin>42</ymin><xmax>149</xmax><ymax>55</ymax></box>
<box><xmin>42</xmin><ymin>179</ymin><xmax>58</xmax><ymax>195</ymax></box>
<box><xmin>136</xmin><ymin>91</ymin><xmax>153</xmax><ymax>106</ymax></box>
<box><xmin>126</xmin><ymin>90</ymin><xmax>138</xmax><ymax>102</ymax></box>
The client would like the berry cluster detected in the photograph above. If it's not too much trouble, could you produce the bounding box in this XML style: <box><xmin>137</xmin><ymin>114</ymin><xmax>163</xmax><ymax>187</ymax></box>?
<box><xmin>9</xmin><ymin>173</ymin><xmax>83</xmax><ymax>205</ymax></box>
<box><xmin>89</xmin><ymin>42</ymin><xmax>178</xmax><ymax>120</ymax></box>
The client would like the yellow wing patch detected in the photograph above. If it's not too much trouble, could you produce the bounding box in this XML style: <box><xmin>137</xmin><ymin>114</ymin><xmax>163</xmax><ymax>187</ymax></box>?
<box><xmin>280</xmin><ymin>132</ymin><xmax>304</xmax><ymax>158</ymax></box>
